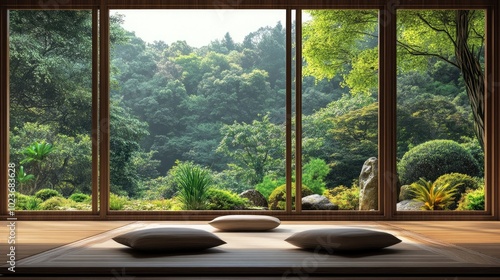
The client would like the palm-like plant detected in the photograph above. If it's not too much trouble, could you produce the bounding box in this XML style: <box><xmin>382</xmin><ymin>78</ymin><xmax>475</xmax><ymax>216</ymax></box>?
<box><xmin>20</xmin><ymin>141</ymin><xmax>54</xmax><ymax>194</ymax></box>
<box><xmin>17</xmin><ymin>165</ymin><xmax>35</xmax><ymax>183</ymax></box>
<box><xmin>410</xmin><ymin>178</ymin><xmax>462</xmax><ymax>210</ymax></box>
<box><xmin>174</xmin><ymin>161</ymin><xmax>213</xmax><ymax>210</ymax></box>
<box><xmin>20</xmin><ymin>141</ymin><xmax>54</xmax><ymax>164</ymax></box>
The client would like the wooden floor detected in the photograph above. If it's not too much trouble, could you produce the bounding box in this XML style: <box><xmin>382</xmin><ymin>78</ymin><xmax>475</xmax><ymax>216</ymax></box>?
<box><xmin>0</xmin><ymin>220</ymin><xmax>499</xmax><ymax>279</ymax></box>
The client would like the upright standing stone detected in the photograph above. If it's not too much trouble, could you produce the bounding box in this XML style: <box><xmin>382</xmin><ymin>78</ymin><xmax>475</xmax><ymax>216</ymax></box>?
<box><xmin>359</xmin><ymin>157</ymin><xmax>378</xmax><ymax>210</ymax></box>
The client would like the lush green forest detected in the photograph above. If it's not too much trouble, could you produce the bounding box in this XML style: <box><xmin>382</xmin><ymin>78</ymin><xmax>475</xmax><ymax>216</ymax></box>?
<box><xmin>9</xmin><ymin>10</ymin><xmax>485</xmax><ymax>211</ymax></box>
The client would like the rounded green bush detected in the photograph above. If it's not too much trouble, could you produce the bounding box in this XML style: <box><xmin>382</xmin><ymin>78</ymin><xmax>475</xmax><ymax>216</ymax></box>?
<box><xmin>39</xmin><ymin>196</ymin><xmax>66</xmax><ymax>210</ymax></box>
<box><xmin>69</xmin><ymin>193</ymin><xmax>91</xmax><ymax>203</ymax></box>
<box><xmin>35</xmin><ymin>188</ymin><xmax>62</xmax><ymax>201</ymax></box>
<box><xmin>13</xmin><ymin>193</ymin><xmax>42</xmax><ymax>210</ymax></box>
<box><xmin>14</xmin><ymin>193</ymin><xmax>29</xmax><ymax>210</ymax></box>
<box><xmin>434</xmin><ymin>173</ymin><xmax>479</xmax><ymax>209</ymax></box>
<box><xmin>205</xmin><ymin>188</ymin><xmax>249</xmax><ymax>210</ymax></box>
<box><xmin>268</xmin><ymin>183</ymin><xmax>313</xmax><ymax>210</ymax></box>
<box><xmin>397</xmin><ymin>140</ymin><xmax>480</xmax><ymax>185</ymax></box>
<box><xmin>457</xmin><ymin>186</ymin><xmax>484</xmax><ymax>210</ymax></box>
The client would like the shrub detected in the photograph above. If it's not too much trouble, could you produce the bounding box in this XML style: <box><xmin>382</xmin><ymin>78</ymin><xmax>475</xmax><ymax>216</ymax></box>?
<box><xmin>141</xmin><ymin>176</ymin><xmax>177</xmax><ymax>200</ymax></box>
<box><xmin>255</xmin><ymin>175</ymin><xmax>285</xmax><ymax>200</ymax></box>
<box><xmin>323</xmin><ymin>185</ymin><xmax>360</xmax><ymax>210</ymax></box>
<box><xmin>268</xmin><ymin>183</ymin><xmax>313</xmax><ymax>210</ymax></box>
<box><xmin>14</xmin><ymin>193</ymin><xmax>29</xmax><ymax>210</ymax></box>
<box><xmin>34</xmin><ymin>188</ymin><xmax>62</xmax><ymax>201</ymax></box>
<box><xmin>410</xmin><ymin>178</ymin><xmax>460</xmax><ymax>210</ymax></box>
<box><xmin>434</xmin><ymin>173</ymin><xmax>479</xmax><ymax>209</ymax></box>
<box><xmin>13</xmin><ymin>193</ymin><xmax>42</xmax><ymax>210</ymax></box>
<box><xmin>123</xmin><ymin>199</ymin><xmax>174</xmax><ymax>211</ymax></box>
<box><xmin>173</xmin><ymin>161</ymin><xmax>213</xmax><ymax>210</ymax></box>
<box><xmin>39</xmin><ymin>196</ymin><xmax>67</xmax><ymax>210</ymax></box>
<box><xmin>213</xmin><ymin>170</ymin><xmax>253</xmax><ymax>195</ymax></box>
<box><xmin>206</xmin><ymin>189</ymin><xmax>249</xmax><ymax>210</ymax></box>
<box><xmin>109</xmin><ymin>193</ymin><xmax>128</xmax><ymax>210</ymax></box>
<box><xmin>302</xmin><ymin>158</ymin><xmax>329</xmax><ymax>195</ymax></box>
<box><xmin>25</xmin><ymin>196</ymin><xmax>42</xmax><ymax>210</ymax></box>
<box><xmin>398</xmin><ymin>140</ymin><xmax>480</xmax><ymax>185</ymax></box>
<box><xmin>457</xmin><ymin>186</ymin><xmax>485</xmax><ymax>210</ymax></box>
<box><xmin>69</xmin><ymin>193</ymin><xmax>90</xmax><ymax>203</ymax></box>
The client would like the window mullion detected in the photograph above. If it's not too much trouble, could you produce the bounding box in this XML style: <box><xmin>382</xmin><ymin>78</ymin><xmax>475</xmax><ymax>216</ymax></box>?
<box><xmin>285</xmin><ymin>8</ymin><xmax>293</xmax><ymax>214</ymax></box>
<box><xmin>0</xmin><ymin>7</ymin><xmax>9</xmax><ymax>217</ymax></box>
<box><xmin>99</xmin><ymin>4</ymin><xmax>110</xmax><ymax>218</ymax></box>
<box><xmin>379</xmin><ymin>4</ymin><xmax>398</xmax><ymax>219</ymax></box>
<box><xmin>295</xmin><ymin>9</ymin><xmax>303</xmax><ymax>213</ymax></box>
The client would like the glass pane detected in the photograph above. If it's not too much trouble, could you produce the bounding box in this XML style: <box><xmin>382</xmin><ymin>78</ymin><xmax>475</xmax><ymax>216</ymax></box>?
<box><xmin>9</xmin><ymin>10</ymin><xmax>93</xmax><ymax>211</ymax></box>
<box><xmin>109</xmin><ymin>10</ymin><xmax>286</xmax><ymax>211</ymax></box>
<box><xmin>301</xmin><ymin>10</ymin><xmax>379</xmax><ymax>211</ymax></box>
<box><xmin>396</xmin><ymin>10</ymin><xmax>485</xmax><ymax>211</ymax></box>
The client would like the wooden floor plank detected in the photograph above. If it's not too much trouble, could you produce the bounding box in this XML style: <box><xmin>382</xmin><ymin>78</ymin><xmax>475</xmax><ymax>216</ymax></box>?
<box><xmin>0</xmin><ymin>221</ymin><xmax>132</xmax><ymax>260</ymax></box>
<box><xmin>390</xmin><ymin>221</ymin><xmax>500</xmax><ymax>259</ymax></box>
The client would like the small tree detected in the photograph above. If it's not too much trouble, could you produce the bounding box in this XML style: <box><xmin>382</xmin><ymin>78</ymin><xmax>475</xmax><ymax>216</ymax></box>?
<box><xmin>20</xmin><ymin>141</ymin><xmax>54</xmax><ymax>194</ymax></box>
<box><xmin>217</xmin><ymin>114</ymin><xmax>285</xmax><ymax>186</ymax></box>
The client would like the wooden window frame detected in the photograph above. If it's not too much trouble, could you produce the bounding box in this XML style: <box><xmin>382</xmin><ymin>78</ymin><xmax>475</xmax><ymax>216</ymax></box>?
<box><xmin>0</xmin><ymin>0</ymin><xmax>498</xmax><ymax>221</ymax></box>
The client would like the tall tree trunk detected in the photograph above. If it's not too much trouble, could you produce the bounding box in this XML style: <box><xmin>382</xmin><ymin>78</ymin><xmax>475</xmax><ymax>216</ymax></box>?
<box><xmin>455</xmin><ymin>10</ymin><xmax>485</xmax><ymax>150</ymax></box>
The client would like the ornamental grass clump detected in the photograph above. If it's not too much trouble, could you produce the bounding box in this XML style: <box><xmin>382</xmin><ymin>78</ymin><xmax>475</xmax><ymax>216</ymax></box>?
<box><xmin>174</xmin><ymin>161</ymin><xmax>213</xmax><ymax>210</ymax></box>
<box><xmin>410</xmin><ymin>178</ymin><xmax>461</xmax><ymax>210</ymax></box>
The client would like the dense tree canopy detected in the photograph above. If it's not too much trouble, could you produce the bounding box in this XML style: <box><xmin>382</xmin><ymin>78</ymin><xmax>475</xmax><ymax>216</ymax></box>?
<box><xmin>303</xmin><ymin>10</ymin><xmax>485</xmax><ymax>148</ymax></box>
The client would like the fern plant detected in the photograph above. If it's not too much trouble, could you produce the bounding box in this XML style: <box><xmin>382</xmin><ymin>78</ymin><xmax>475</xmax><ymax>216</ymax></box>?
<box><xmin>410</xmin><ymin>178</ymin><xmax>461</xmax><ymax>210</ymax></box>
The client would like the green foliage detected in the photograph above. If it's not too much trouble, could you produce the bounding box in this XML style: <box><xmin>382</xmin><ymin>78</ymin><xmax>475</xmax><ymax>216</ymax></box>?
<box><xmin>460</xmin><ymin>137</ymin><xmax>484</xmax><ymax>175</ymax></box>
<box><xmin>255</xmin><ymin>175</ymin><xmax>285</xmax><ymax>201</ymax></box>
<box><xmin>205</xmin><ymin>188</ymin><xmax>249</xmax><ymax>210</ymax></box>
<box><xmin>8</xmin><ymin>9</ymin><xmax>486</xmax><ymax>211</ymax></box>
<box><xmin>10</xmin><ymin>122</ymin><xmax>93</xmax><ymax>196</ymax></box>
<box><xmin>14</xmin><ymin>193</ymin><xmax>42</xmax><ymax>210</ymax></box>
<box><xmin>25</xmin><ymin>196</ymin><xmax>42</xmax><ymax>210</ymax></box>
<box><xmin>398</xmin><ymin>140</ymin><xmax>481</xmax><ymax>185</ymax></box>
<box><xmin>212</xmin><ymin>170</ymin><xmax>253</xmax><ymax>195</ymax></box>
<box><xmin>303</xmin><ymin>9</ymin><xmax>485</xmax><ymax>149</ymax></box>
<box><xmin>434</xmin><ymin>173</ymin><xmax>479</xmax><ymax>209</ymax></box>
<box><xmin>323</xmin><ymin>185</ymin><xmax>360</xmax><ymax>210</ymax></box>
<box><xmin>141</xmin><ymin>176</ymin><xmax>176</xmax><ymax>200</ymax></box>
<box><xmin>34</xmin><ymin>188</ymin><xmax>62</xmax><ymax>201</ymax></box>
<box><xmin>122</xmin><ymin>199</ymin><xmax>174</xmax><ymax>211</ymax></box>
<box><xmin>217</xmin><ymin>114</ymin><xmax>285</xmax><ymax>186</ymax></box>
<box><xmin>410</xmin><ymin>178</ymin><xmax>460</xmax><ymax>210</ymax></box>
<box><xmin>268</xmin><ymin>184</ymin><xmax>313</xmax><ymax>210</ymax></box>
<box><xmin>326</xmin><ymin>103</ymin><xmax>378</xmax><ymax>188</ymax></box>
<box><xmin>109</xmin><ymin>103</ymin><xmax>151</xmax><ymax>198</ymax></box>
<box><xmin>109</xmin><ymin>193</ymin><xmax>128</xmax><ymax>210</ymax></box>
<box><xmin>17</xmin><ymin>165</ymin><xmax>34</xmax><ymax>185</ymax></box>
<box><xmin>14</xmin><ymin>193</ymin><xmax>29</xmax><ymax>210</ymax></box>
<box><xmin>20</xmin><ymin>141</ymin><xmax>54</xmax><ymax>164</ymax></box>
<box><xmin>69</xmin><ymin>193</ymin><xmax>91</xmax><ymax>203</ymax></box>
<box><xmin>172</xmin><ymin>161</ymin><xmax>213</xmax><ymax>210</ymax></box>
<box><xmin>457</xmin><ymin>185</ymin><xmax>485</xmax><ymax>211</ymax></box>
<box><xmin>303</xmin><ymin>10</ymin><xmax>378</xmax><ymax>94</ymax></box>
<box><xmin>302</xmin><ymin>158</ymin><xmax>330</xmax><ymax>195</ymax></box>
<box><xmin>39</xmin><ymin>196</ymin><xmax>67</xmax><ymax>210</ymax></box>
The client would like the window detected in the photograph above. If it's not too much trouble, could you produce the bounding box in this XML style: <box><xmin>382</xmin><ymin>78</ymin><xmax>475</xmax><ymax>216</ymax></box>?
<box><xmin>0</xmin><ymin>0</ymin><xmax>498</xmax><ymax>220</ymax></box>
<box><xmin>300</xmin><ymin>10</ymin><xmax>379</xmax><ymax>212</ymax></box>
<box><xmin>396</xmin><ymin>10</ymin><xmax>486</xmax><ymax>212</ymax></box>
<box><xmin>8</xmin><ymin>10</ymin><xmax>94</xmax><ymax>211</ymax></box>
